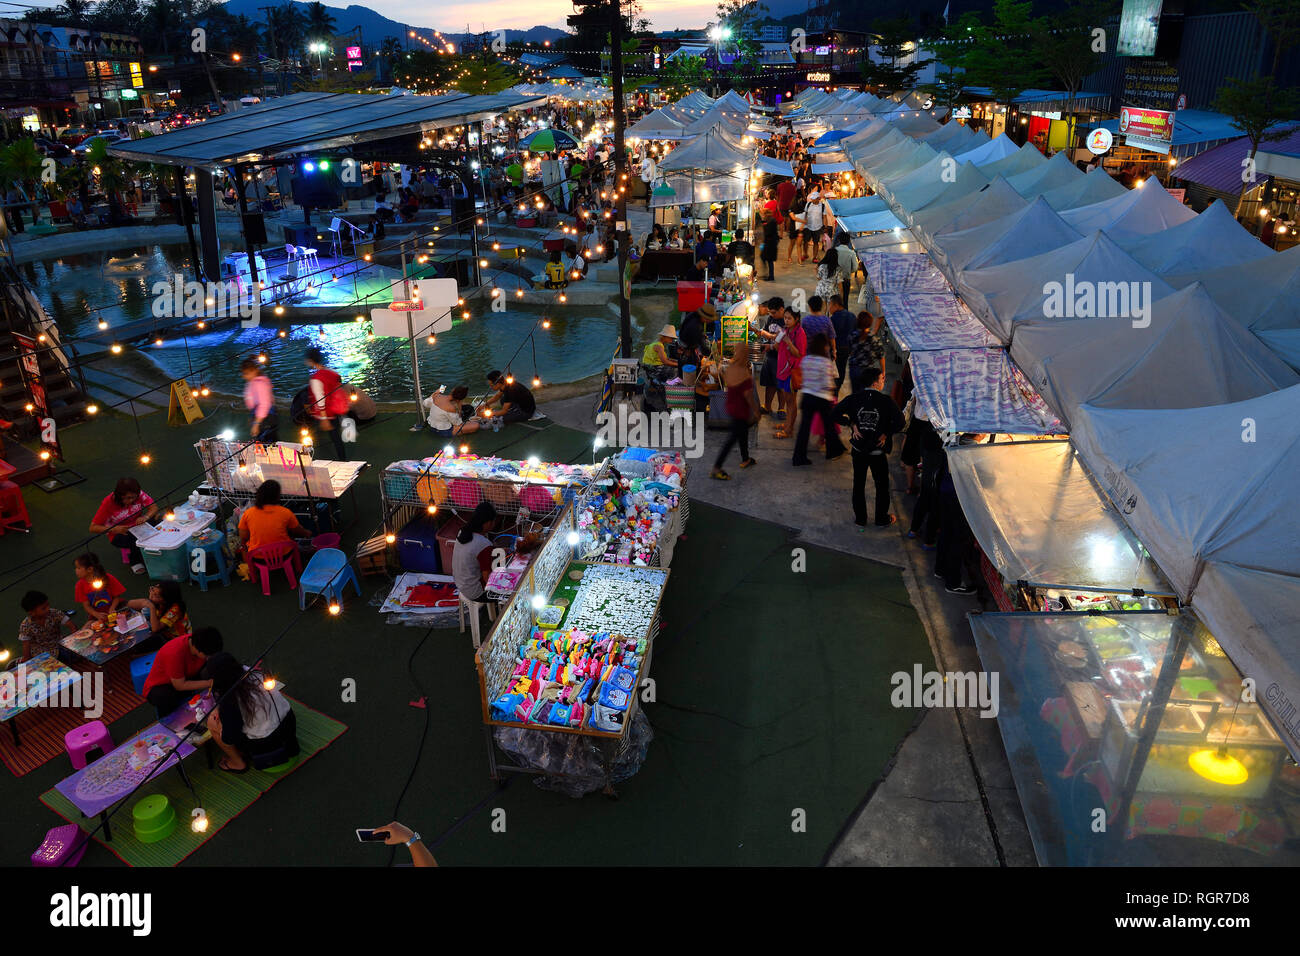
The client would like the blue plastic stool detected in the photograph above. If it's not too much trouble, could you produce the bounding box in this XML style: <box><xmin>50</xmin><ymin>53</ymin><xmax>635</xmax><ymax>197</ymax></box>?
<box><xmin>298</xmin><ymin>548</ymin><xmax>361</xmax><ymax>611</ymax></box>
<box><xmin>130</xmin><ymin>653</ymin><xmax>157</xmax><ymax>695</ymax></box>
<box><xmin>188</xmin><ymin>529</ymin><xmax>231</xmax><ymax>591</ymax></box>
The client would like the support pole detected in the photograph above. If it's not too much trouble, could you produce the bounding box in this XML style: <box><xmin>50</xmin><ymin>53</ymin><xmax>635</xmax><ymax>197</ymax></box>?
<box><xmin>610</xmin><ymin>0</ymin><xmax>632</xmax><ymax>361</ymax></box>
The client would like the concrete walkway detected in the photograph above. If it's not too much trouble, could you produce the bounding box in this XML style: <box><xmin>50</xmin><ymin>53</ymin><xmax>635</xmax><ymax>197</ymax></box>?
<box><xmin>537</xmin><ymin>245</ymin><xmax>1038</xmax><ymax>865</ymax></box>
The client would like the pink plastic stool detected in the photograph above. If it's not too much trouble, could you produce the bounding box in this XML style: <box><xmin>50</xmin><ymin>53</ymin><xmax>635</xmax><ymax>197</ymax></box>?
<box><xmin>32</xmin><ymin>824</ymin><xmax>88</xmax><ymax>867</ymax></box>
<box><xmin>311</xmin><ymin>532</ymin><xmax>341</xmax><ymax>551</ymax></box>
<box><xmin>65</xmin><ymin>720</ymin><xmax>113</xmax><ymax>770</ymax></box>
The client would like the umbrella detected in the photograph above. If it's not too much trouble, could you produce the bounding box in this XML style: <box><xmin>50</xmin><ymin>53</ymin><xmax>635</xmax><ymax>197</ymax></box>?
<box><xmin>814</xmin><ymin>129</ymin><xmax>854</xmax><ymax>146</ymax></box>
<box><xmin>518</xmin><ymin>128</ymin><xmax>580</xmax><ymax>152</ymax></box>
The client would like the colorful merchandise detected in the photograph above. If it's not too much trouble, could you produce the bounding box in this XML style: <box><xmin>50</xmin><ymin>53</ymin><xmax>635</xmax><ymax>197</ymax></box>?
<box><xmin>576</xmin><ymin>453</ymin><xmax>684</xmax><ymax>565</ymax></box>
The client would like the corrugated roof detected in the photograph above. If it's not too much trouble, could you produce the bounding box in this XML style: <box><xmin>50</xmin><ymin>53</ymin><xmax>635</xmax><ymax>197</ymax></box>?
<box><xmin>107</xmin><ymin>91</ymin><xmax>546</xmax><ymax>169</ymax></box>
<box><xmin>1176</xmin><ymin>123</ymin><xmax>1300</xmax><ymax>193</ymax></box>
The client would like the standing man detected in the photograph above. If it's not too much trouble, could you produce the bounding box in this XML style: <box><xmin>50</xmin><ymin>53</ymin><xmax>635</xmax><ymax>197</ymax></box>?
<box><xmin>834</xmin><ymin>365</ymin><xmax>905</xmax><ymax>530</ymax></box>
<box><xmin>801</xmin><ymin>296</ymin><xmax>838</xmax><ymax>370</ymax></box>
<box><xmin>305</xmin><ymin>347</ymin><xmax>351</xmax><ymax>461</ymax></box>
<box><xmin>776</xmin><ymin>176</ymin><xmax>796</xmax><ymax>223</ymax></box>
<box><xmin>803</xmin><ymin>184</ymin><xmax>828</xmax><ymax>260</ymax></box>
<box><xmin>828</xmin><ymin>295</ymin><xmax>856</xmax><ymax>391</ymax></box>
<box><xmin>834</xmin><ymin>233</ymin><xmax>857</xmax><ymax>307</ymax></box>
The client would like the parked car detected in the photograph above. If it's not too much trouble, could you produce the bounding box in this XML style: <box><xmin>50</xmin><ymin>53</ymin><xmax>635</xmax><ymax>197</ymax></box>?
<box><xmin>34</xmin><ymin>137</ymin><xmax>72</xmax><ymax>158</ymax></box>
<box><xmin>73</xmin><ymin>133</ymin><xmax>128</xmax><ymax>154</ymax></box>
<box><xmin>58</xmin><ymin>126</ymin><xmax>94</xmax><ymax>146</ymax></box>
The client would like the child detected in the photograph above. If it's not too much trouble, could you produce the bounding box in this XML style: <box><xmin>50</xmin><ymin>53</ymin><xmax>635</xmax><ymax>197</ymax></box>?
<box><xmin>74</xmin><ymin>552</ymin><xmax>126</xmax><ymax>623</ymax></box>
<box><xmin>19</xmin><ymin>590</ymin><xmax>75</xmax><ymax>661</ymax></box>
<box><xmin>127</xmin><ymin>580</ymin><xmax>192</xmax><ymax>645</ymax></box>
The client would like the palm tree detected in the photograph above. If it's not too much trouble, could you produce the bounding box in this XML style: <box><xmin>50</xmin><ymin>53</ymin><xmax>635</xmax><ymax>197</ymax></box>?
<box><xmin>56</xmin><ymin>0</ymin><xmax>95</xmax><ymax>26</ymax></box>
<box><xmin>305</xmin><ymin>2</ymin><xmax>337</xmax><ymax>42</ymax></box>
<box><xmin>0</xmin><ymin>140</ymin><xmax>46</xmax><ymax>225</ymax></box>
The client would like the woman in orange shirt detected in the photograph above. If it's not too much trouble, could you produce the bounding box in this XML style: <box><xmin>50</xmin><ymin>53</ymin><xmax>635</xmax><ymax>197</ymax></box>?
<box><xmin>238</xmin><ymin>480</ymin><xmax>311</xmax><ymax>556</ymax></box>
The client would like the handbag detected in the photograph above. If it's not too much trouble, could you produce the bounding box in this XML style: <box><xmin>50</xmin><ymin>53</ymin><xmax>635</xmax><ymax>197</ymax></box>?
<box><xmin>790</xmin><ymin>357</ymin><xmax>803</xmax><ymax>391</ymax></box>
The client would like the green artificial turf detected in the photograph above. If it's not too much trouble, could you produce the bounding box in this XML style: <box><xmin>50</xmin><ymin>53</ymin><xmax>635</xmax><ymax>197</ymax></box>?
<box><xmin>1</xmin><ymin>404</ymin><xmax>933</xmax><ymax>865</ymax></box>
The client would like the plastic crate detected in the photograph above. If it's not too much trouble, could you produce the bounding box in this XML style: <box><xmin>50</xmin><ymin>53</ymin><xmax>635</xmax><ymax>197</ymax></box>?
<box><xmin>142</xmin><ymin>537</ymin><xmax>193</xmax><ymax>582</ymax></box>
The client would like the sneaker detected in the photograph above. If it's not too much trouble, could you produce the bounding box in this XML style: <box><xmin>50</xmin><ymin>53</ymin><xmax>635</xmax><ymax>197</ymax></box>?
<box><xmin>739</xmin><ymin>458</ymin><xmax>757</xmax><ymax>469</ymax></box>
<box><xmin>945</xmin><ymin>584</ymin><xmax>977</xmax><ymax>595</ymax></box>
<box><xmin>710</xmin><ymin>469</ymin><xmax>730</xmax><ymax>480</ymax></box>
<box><xmin>131</xmin><ymin>563</ymin><xmax>146</xmax><ymax>574</ymax></box>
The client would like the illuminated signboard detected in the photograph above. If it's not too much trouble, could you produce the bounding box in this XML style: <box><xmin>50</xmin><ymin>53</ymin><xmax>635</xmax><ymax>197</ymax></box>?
<box><xmin>807</xmin><ymin>72</ymin><xmax>831</xmax><ymax>82</ymax></box>
<box><xmin>1119</xmin><ymin>105</ymin><xmax>1174</xmax><ymax>147</ymax></box>
<box><xmin>130</xmin><ymin>61</ymin><xmax>143</xmax><ymax>88</ymax></box>
<box><xmin>1117</xmin><ymin>0</ymin><xmax>1163</xmax><ymax>57</ymax></box>
<box><xmin>346</xmin><ymin>45</ymin><xmax>362</xmax><ymax>59</ymax></box>
<box><xmin>389</xmin><ymin>300</ymin><xmax>422</xmax><ymax>311</ymax></box>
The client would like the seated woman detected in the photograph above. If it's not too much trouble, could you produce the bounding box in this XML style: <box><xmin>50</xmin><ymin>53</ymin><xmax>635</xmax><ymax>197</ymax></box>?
<box><xmin>205</xmin><ymin>651</ymin><xmax>298</xmax><ymax>773</ymax></box>
<box><xmin>422</xmin><ymin>385</ymin><xmax>481</xmax><ymax>438</ymax></box>
<box><xmin>397</xmin><ymin>188</ymin><xmax>420</xmax><ymax>220</ymax></box>
<box><xmin>126</xmin><ymin>580</ymin><xmax>192</xmax><ymax>648</ymax></box>
<box><xmin>373</xmin><ymin>193</ymin><xmax>395</xmax><ymax>223</ymax></box>
<box><xmin>453</xmin><ymin>501</ymin><xmax>498</xmax><ymax>608</ymax></box>
<box><xmin>238</xmin><ymin>479</ymin><xmax>312</xmax><ymax>557</ymax></box>
<box><xmin>88</xmin><ymin>476</ymin><xmax>159</xmax><ymax>574</ymax></box>
<box><xmin>642</xmin><ymin>324</ymin><xmax>680</xmax><ymax>371</ymax></box>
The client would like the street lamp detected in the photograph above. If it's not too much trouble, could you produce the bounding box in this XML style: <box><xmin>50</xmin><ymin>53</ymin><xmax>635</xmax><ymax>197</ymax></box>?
<box><xmin>309</xmin><ymin>41</ymin><xmax>328</xmax><ymax>73</ymax></box>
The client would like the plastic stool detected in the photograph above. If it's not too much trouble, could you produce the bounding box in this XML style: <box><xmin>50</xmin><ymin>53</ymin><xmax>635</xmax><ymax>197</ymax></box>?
<box><xmin>259</xmin><ymin>754</ymin><xmax>299</xmax><ymax>774</ymax></box>
<box><xmin>311</xmin><ymin>532</ymin><xmax>340</xmax><ymax>552</ymax></box>
<box><xmin>120</xmin><ymin>548</ymin><xmax>133</xmax><ymax>565</ymax></box>
<box><xmin>458</xmin><ymin>594</ymin><xmax>496</xmax><ymax>649</ymax></box>
<box><xmin>132</xmin><ymin>794</ymin><xmax>176</xmax><ymax>844</ymax></box>
<box><xmin>188</xmin><ymin>529</ymin><xmax>231</xmax><ymax>591</ymax></box>
<box><xmin>65</xmin><ymin>720</ymin><xmax>114</xmax><ymax>770</ymax></box>
<box><xmin>31</xmin><ymin>824</ymin><xmax>88</xmax><ymax>867</ymax></box>
<box><xmin>0</xmin><ymin>480</ymin><xmax>31</xmax><ymax>534</ymax></box>
<box><xmin>130</xmin><ymin>653</ymin><xmax>157</xmax><ymax>695</ymax></box>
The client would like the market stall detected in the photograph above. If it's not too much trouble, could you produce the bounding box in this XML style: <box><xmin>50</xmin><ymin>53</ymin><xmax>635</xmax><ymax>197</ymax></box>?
<box><xmin>969</xmin><ymin>609</ymin><xmax>1300</xmax><ymax>865</ymax></box>
<box><xmin>908</xmin><ymin>348</ymin><xmax>1064</xmax><ymax>436</ymax></box>
<box><xmin>475</xmin><ymin>499</ymin><xmax>671</xmax><ymax>791</ymax></box>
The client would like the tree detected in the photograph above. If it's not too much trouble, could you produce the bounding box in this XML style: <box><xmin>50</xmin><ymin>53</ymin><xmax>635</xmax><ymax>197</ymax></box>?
<box><xmin>920</xmin><ymin>12</ymin><xmax>981</xmax><ymax>115</ymax></box>
<box><xmin>55</xmin><ymin>0</ymin><xmax>96</xmax><ymax>26</ymax></box>
<box><xmin>963</xmin><ymin>0</ymin><xmax>1047</xmax><ymax>114</ymax></box>
<box><xmin>1212</xmin><ymin>75</ymin><xmax>1300</xmax><ymax>217</ymax></box>
<box><xmin>1247</xmin><ymin>0</ymin><xmax>1300</xmax><ymax>79</ymax></box>
<box><xmin>304</xmin><ymin>2</ymin><xmax>337</xmax><ymax>43</ymax></box>
<box><xmin>0</xmin><ymin>140</ymin><xmax>46</xmax><ymax>223</ymax></box>
<box><xmin>660</xmin><ymin>54</ymin><xmax>707</xmax><ymax>96</ymax></box>
<box><xmin>1033</xmin><ymin>0</ymin><xmax>1109</xmax><ymax>153</ymax></box>
<box><xmin>862</xmin><ymin>17</ymin><xmax>928</xmax><ymax>95</ymax></box>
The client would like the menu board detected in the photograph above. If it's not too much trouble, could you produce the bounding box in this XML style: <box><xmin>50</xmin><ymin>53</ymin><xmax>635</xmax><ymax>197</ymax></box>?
<box><xmin>721</xmin><ymin>315</ymin><xmax>749</xmax><ymax>355</ymax></box>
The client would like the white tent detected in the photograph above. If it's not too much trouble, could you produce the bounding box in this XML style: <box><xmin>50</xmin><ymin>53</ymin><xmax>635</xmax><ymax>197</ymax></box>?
<box><xmin>926</xmin><ymin>176</ymin><xmax>1028</xmax><ymax>241</ymax></box>
<box><xmin>869</xmin><ymin>141</ymin><xmax>937</xmax><ymax>188</ymax></box>
<box><xmin>975</xmin><ymin>142</ymin><xmax>1048</xmax><ymax>179</ymax></box>
<box><xmin>1069</xmin><ymin>386</ymin><xmax>1300</xmax><ymax>762</ymax></box>
<box><xmin>1167</xmin><ymin>243</ymin><xmax>1300</xmax><ymax>370</ymax></box>
<box><xmin>626</xmin><ymin>109</ymin><xmax>685</xmax><ymax>139</ymax></box>
<box><xmin>657</xmin><ymin>125</ymin><xmax>751</xmax><ymax>172</ymax></box>
<box><xmin>952</xmin><ymin>133</ymin><xmax>1021</xmax><ymax>167</ymax></box>
<box><xmin>1059</xmin><ymin>180</ymin><xmax>1196</xmax><ymax>243</ymax></box>
<box><xmin>1037</xmin><ymin>167</ymin><xmax>1128</xmax><ymax>210</ymax></box>
<box><xmin>890</xmin><ymin>154</ymin><xmax>991</xmax><ymax>221</ymax></box>
<box><xmin>1011</xmin><ymin>283</ymin><xmax>1299</xmax><ymax>428</ymax></box>
<box><xmin>919</xmin><ymin>121</ymin><xmax>977</xmax><ymax>155</ymax></box>
<box><xmin>947</xmin><ymin>440</ymin><xmax>1170</xmax><ymax>592</ymax></box>
<box><xmin>910</xmin><ymin>174</ymin><xmax>1017</xmax><ymax>246</ymax></box>
<box><xmin>1120</xmin><ymin>199</ymin><xmax>1272</xmax><ymax>276</ymax></box>
<box><xmin>933</xmin><ymin>195</ymin><xmax>1080</xmax><ymax>276</ymax></box>
<box><xmin>958</xmin><ymin>231</ymin><xmax>1176</xmax><ymax>341</ymax></box>
<box><xmin>1005</xmin><ymin>150</ymin><xmax>1083</xmax><ymax>198</ymax></box>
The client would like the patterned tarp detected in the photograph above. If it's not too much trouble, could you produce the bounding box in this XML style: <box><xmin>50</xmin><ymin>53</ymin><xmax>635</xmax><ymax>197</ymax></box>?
<box><xmin>859</xmin><ymin>252</ymin><xmax>950</xmax><ymax>293</ymax></box>
<box><xmin>910</xmin><ymin>348</ymin><xmax>1064</xmax><ymax>435</ymax></box>
<box><xmin>877</xmin><ymin>292</ymin><xmax>1003</xmax><ymax>352</ymax></box>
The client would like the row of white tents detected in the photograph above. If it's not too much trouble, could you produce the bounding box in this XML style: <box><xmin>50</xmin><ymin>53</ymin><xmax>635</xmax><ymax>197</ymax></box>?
<box><xmin>820</xmin><ymin>90</ymin><xmax>1300</xmax><ymax>763</ymax></box>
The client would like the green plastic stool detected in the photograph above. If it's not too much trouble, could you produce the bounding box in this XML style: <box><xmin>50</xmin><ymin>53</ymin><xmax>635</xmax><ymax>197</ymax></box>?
<box><xmin>260</xmin><ymin>755</ymin><xmax>299</xmax><ymax>774</ymax></box>
<box><xmin>132</xmin><ymin>794</ymin><xmax>176</xmax><ymax>843</ymax></box>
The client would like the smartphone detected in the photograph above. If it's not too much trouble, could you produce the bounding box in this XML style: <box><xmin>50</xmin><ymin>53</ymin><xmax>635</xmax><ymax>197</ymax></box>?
<box><xmin>356</xmin><ymin>828</ymin><xmax>390</xmax><ymax>843</ymax></box>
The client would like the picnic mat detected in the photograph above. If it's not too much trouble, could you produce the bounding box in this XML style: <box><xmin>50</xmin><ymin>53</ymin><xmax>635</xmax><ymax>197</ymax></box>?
<box><xmin>0</xmin><ymin>660</ymin><xmax>143</xmax><ymax>778</ymax></box>
<box><xmin>38</xmin><ymin>700</ymin><xmax>346</xmax><ymax>867</ymax></box>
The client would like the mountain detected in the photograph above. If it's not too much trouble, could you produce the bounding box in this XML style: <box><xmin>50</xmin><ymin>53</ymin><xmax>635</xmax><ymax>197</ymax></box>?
<box><xmin>221</xmin><ymin>0</ymin><xmax>569</xmax><ymax>47</ymax></box>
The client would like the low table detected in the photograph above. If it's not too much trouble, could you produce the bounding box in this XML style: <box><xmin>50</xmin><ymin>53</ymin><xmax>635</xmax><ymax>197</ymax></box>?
<box><xmin>0</xmin><ymin>652</ymin><xmax>84</xmax><ymax>748</ymax></box>
<box><xmin>53</xmin><ymin>693</ymin><xmax>213</xmax><ymax>841</ymax></box>
<box><xmin>60</xmin><ymin>618</ymin><xmax>152</xmax><ymax>667</ymax></box>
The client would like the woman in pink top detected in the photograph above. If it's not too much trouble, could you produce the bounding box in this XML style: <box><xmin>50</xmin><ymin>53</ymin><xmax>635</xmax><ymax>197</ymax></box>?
<box><xmin>241</xmin><ymin>358</ymin><xmax>279</xmax><ymax>442</ymax></box>
<box><xmin>773</xmin><ymin>311</ymin><xmax>805</xmax><ymax>439</ymax></box>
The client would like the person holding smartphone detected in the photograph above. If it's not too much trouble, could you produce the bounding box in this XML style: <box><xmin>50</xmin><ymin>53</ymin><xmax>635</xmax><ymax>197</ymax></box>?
<box><xmin>358</xmin><ymin>821</ymin><xmax>436</xmax><ymax>867</ymax></box>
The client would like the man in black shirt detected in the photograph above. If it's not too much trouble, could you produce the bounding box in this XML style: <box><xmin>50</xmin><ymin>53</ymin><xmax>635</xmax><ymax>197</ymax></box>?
<box><xmin>725</xmin><ymin>227</ymin><xmax>755</xmax><ymax>269</ymax></box>
<box><xmin>481</xmin><ymin>370</ymin><xmax>537</xmax><ymax>426</ymax></box>
<box><xmin>834</xmin><ymin>365</ymin><xmax>905</xmax><ymax>528</ymax></box>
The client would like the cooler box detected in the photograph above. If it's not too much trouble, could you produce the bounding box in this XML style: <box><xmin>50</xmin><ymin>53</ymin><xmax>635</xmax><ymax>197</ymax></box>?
<box><xmin>142</xmin><ymin>535</ymin><xmax>193</xmax><ymax>582</ymax></box>
<box><xmin>397</xmin><ymin>514</ymin><xmax>442</xmax><ymax>573</ymax></box>
<box><xmin>436</xmin><ymin>513</ymin><xmax>468</xmax><ymax>576</ymax></box>
<box><xmin>676</xmin><ymin>281</ymin><xmax>707</xmax><ymax>313</ymax></box>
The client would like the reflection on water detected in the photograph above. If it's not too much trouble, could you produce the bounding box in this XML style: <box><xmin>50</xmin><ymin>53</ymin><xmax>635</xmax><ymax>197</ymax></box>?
<box><xmin>22</xmin><ymin>243</ymin><xmax>660</xmax><ymax>401</ymax></box>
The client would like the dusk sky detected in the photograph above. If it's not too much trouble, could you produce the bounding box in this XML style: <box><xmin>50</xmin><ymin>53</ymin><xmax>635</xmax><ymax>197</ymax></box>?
<box><xmin>344</xmin><ymin>0</ymin><xmax>717</xmax><ymax>33</ymax></box>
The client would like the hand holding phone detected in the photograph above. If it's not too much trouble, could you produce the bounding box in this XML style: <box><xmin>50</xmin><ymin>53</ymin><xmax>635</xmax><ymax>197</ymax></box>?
<box><xmin>356</xmin><ymin>828</ymin><xmax>391</xmax><ymax>843</ymax></box>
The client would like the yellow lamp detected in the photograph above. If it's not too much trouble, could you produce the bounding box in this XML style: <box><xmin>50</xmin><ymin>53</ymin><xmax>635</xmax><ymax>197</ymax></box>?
<box><xmin>1188</xmin><ymin>748</ymin><xmax>1249</xmax><ymax>786</ymax></box>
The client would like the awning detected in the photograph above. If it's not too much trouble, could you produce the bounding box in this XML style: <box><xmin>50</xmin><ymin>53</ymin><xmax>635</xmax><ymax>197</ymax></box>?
<box><xmin>858</xmin><ymin>252</ymin><xmax>951</xmax><ymax>293</ymax></box>
<box><xmin>947</xmin><ymin>440</ymin><xmax>1169</xmax><ymax>592</ymax></box>
<box><xmin>877</xmin><ymin>292</ymin><xmax>1002</xmax><ymax>351</ymax></box>
<box><xmin>836</xmin><ymin>209</ymin><xmax>906</xmax><ymax>233</ymax></box>
<box><xmin>811</xmin><ymin>159</ymin><xmax>853</xmax><ymax>174</ymax></box>
<box><xmin>910</xmin><ymin>348</ymin><xmax>1064</xmax><ymax>435</ymax></box>
<box><xmin>107</xmin><ymin>90</ymin><xmax>547</xmax><ymax>169</ymax></box>
<box><xmin>753</xmin><ymin>155</ymin><xmax>793</xmax><ymax>177</ymax></box>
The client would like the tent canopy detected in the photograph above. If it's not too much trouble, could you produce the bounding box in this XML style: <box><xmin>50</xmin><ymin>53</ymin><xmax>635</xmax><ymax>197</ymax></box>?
<box><xmin>1120</xmin><ymin>199</ymin><xmax>1272</xmax><ymax>276</ymax></box>
<box><xmin>910</xmin><ymin>348</ymin><xmax>1064</xmax><ymax>434</ymax></box>
<box><xmin>948</xmin><ymin>440</ymin><xmax>1170</xmax><ymax>592</ymax></box>
<box><xmin>933</xmin><ymin>195</ymin><xmax>1080</xmax><ymax>276</ymax></box>
<box><xmin>1059</xmin><ymin>180</ymin><xmax>1196</xmax><ymax>243</ymax></box>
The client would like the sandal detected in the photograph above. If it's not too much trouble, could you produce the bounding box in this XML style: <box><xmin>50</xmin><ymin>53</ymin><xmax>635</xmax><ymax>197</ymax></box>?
<box><xmin>740</xmin><ymin>458</ymin><xmax>757</xmax><ymax>469</ymax></box>
<box><xmin>219</xmin><ymin>757</ymin><xmax>249</xmax><ymax>774</ymax></box>
<box><xmin>710</xmin><ymin>469</ymin><xmax>730</xmax><ymax>480</ymax></box>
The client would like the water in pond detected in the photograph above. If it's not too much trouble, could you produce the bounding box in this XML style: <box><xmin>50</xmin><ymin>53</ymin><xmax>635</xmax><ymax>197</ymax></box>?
<box><xmin>19</xmin><ymin>243</ymin><xmax>664</xmax><ymax>401</ymax></box>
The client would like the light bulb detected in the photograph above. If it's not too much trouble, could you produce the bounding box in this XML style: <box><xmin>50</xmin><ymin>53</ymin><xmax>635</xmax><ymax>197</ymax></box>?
<box><xmin>139</xmin><ymin>453</ymin><xmax>151</xmax><ymax>465</ymax></box>
<box><xmin>87</xmin><ymin>404</ymin><xmax>98</xmax><ymax>414</ymax></box>
<box><xmin>191</xmin><ymin>808</ymin><xmax>209</xmax><ymax>832</ymax></box>
<box><xmin>91</xmin><ymin>579</ymin><xmax>104</xmax><ymax>590</ymax></box>
<box><xmin>459</xmin><ymin>444</ymin><xmax>469</xmax><ymax>454</ymax></box>
<box><xmin>328</xmin><ymin>602</ymin><xmax>341</xmax><ymax>615</ymax></box>
<box><xmin>385</xmin><ymin>533</ymin><xmax>396</xmax><ymax>544</ymax></box>
<box><xmin>262</xmin><ymin>676</ymin><xmax>276</xmax><ymax>691</ymax></box>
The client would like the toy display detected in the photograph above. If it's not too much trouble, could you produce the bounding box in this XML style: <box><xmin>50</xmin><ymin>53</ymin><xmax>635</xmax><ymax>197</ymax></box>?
<box><xmin>489</xmin><ymin>625</ymin><xmax>647</xmax><ymax>733</ymax></box>
<box><xmin>576</xmin><ymin>453</ymin><xmax>685</xmax><ymax>565</ymax></box>
<box><xmin>563</xmin><ymin>564</ymin><xmax>666</xmax><ymax>639</ymax></box>
<box><xmin>385</xmin><ymin>454</ymin><xmax>599</xmax><ymax>487</ymax></box>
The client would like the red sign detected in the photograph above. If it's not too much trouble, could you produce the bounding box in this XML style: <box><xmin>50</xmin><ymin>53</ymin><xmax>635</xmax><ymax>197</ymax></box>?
<box><xmin>389</xmin><ymin>300</ymin><xmax>421</xmax><ymax>311</ymax></box>
<box><xmin>12</xmin><ymin>331</ymin><xmax>60</xmax><ymax>461</ymax></box>
<box><xmin>1119</xmin><ymin>106</ymin><xmax>1175</xmax><ymax>143</ymax></box>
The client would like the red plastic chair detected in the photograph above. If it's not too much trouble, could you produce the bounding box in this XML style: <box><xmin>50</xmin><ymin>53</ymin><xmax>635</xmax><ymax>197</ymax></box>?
<box><xmin>248</xmin><ymin>540</ymin><xmax>302</xmax><ymax>596</ymax></box>
<box><xmin>0</xmin><ymin>481</ymin><xmax>31</xmax><ymax>535</ymax></box>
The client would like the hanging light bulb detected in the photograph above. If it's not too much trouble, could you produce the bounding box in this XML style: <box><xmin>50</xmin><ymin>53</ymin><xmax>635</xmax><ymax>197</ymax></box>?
<box><xmin>191</xmin><ymin>808</ymin><xmax>209</xmax><ymax>833</ymax></box>
<box><xmin>541</xmin><ymin>319</ymin><xmax>551</xmax><ymax>329</ymax></box>
<box><xmin>426</xmin><ymin>504</ymin><xmax>437</xmax><ymax>515</ymax></box>
<box><xmin>385</xmin><ymin>532</ymin><xmax>396</xmax><ymax>544</ymax></box>
<box><xmin>110</xmin><ymin>343</ymin><xmax>122</xmax><ymax>354</ymax></box>
<box><xmin>459</xmin><ymin>443</ymin><xmax>469</xmax><ymax>454</ymax></box>
<box><xmin>139</xmin><ymin>453</ymin><xmax>151</xmax><ymax>465</ymax></box>
<box><xmin>262</xmin><ymin>675</ymin><xmax>277</xmax><ymax>691</ymax></box>
<box><xmin>1188</xmin><ymin>748</ymin><xmax>1249</xmax><ymax>786</ymax></box>
<box><xmin>328</xmin><ymin>601</ymin><xmax>341</xmax><ymax>615</ymax></box>
<box><xmin>98</xmin><ymin>319</ymin><xmax>108</xmax><ymax>330</ymax></box>
<box><xmin>532</xmin><ymin>375</ymin><xmax>541</xmax><ymax>387</ymax></box>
